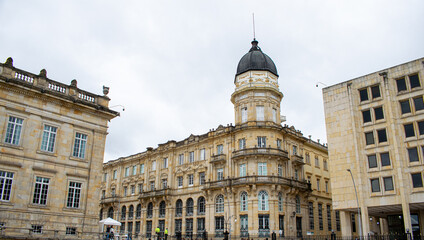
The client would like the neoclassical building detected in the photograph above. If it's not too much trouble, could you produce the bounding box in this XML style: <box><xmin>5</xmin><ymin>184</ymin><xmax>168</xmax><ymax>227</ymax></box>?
<box><xmin>323</xmin><ymin>58</ymin><xmax>424</xmax><ymax>238</ymax></box>
<box><xmin>0</xmin><ymin>58</ymin><xmax>118</xmax><ymax>239</ymax></box>
<box><xmin>101</xmin><ymin>40</ymin><xmax>339</xmax><ymax>238</ymax></box>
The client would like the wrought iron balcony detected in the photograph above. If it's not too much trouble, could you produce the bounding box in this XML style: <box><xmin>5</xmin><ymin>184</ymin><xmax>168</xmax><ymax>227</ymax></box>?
<box><xmin>203</xmin><ymin>176</ymin><xmax>311</xmax><ymax>191</ymax></box>
<box><xmin>232</xmin><ymin>148</ymin><xmax>289</xmax><ymax>160</ymax></box>
<box><xmin>139</xmin><ymin>189</ymin><xmax>170</xmax><ymax>199</ymax></box>
<box><xmin>210</xmin><ymin>154</ymin><xmax>226</xmax><ymax>164</ymax></box>
<box><xmin>100</xmin><ymin>194</ymin><xmax>120</xmax><ymax>204</ymax></box>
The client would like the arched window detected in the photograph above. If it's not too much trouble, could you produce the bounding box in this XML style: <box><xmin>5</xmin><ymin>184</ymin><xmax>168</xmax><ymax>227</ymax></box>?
<box><xmin>215</xmin><ymin>194</ymin><xmax>224</xmax><ymax>213</ymax></box>
<box><xmin>278</xmin><ymin>192</ymin><xmax>283</xmax><ymax>212</ymax></box>
<box><xmin>100</xmin><ymin>208</ymin><xmax>103</xmax><ymax>220</ymax></box>
<box><xmin>258</xmin><ymin>191</ymin><xmax>268</xmax><ymax>211</ymax></box>
<box><xmin>176</xmin><ymin>199</ymin><xmax>183</xmax><ymax>217</ymax></box>
<box><xmin>296</xmin><ymin>195</ymin><xmax>301</xmax><ymax>214</ymax></box>
<box><xmin>128</xmin><ymin>205</ymin><xmax>134</xmax><ymax>220</ymax></box>
<box><xmin>107</xmin><ymin>207</ymin><xmax>114</xmax><ymax>218</ymax></box>
<box><xmin>136</xmin><ymin>204</ymin><xmax>141</xmax><ymax>219</ymax></box>
<box><xmin>186</xmin><ymin>198</ymin><xmax>194</xmax><ymax>216</ymax></box>
<box><xmin>240</xmin><ymin>192</ymin><xmax>248</xmax><ymax>212</ymax></box>
<box><xmin>121</xmin><ymin>206</ymin><xmax>126</xmax><ymax>220</ymax></box>
<box><xmin>159</xmin><ymin>201</ymin><xmax>166</xmax><ymax>218</ymax></box>
<box><xmin>147</xmin><ymin>202</ymin><xmax>153</xmax><ymax>218</ymax></box>
<box><xmin>197</xmin><ymin>196</ymin><xmax>206</xmax><ymax>215</ymax></box>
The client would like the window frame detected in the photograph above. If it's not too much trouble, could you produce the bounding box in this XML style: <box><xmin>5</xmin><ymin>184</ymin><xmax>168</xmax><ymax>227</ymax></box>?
<box><xmin>4</xmin><ymin>116</ymin><xmax>24</xmax><ymax>145</ymax></box>
<box><xmin>40</xmin><ymin>124</ymin><xmax>58</xmax><ymax>153</ymax></box>
<box><xmin>72</xmin><ymin>132</ymin><xmax>88</xmax><ymax>159</ymax></box>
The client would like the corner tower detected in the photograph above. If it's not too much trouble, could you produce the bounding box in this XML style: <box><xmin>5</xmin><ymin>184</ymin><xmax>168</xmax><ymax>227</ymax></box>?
<box><xmin>231</xmin><ymin>39</ymin><xmax>283</xmax><ymax>126</ymax></box>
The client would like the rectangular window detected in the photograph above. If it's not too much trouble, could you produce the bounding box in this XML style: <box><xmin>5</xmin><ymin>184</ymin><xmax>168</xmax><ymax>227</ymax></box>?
<box><xmin>272</xmin><ymin>108</ymin><xmax>277</xmax><ymax>122</ymax></box>
<box><xmin>368</xmin><ymin>155</ymin><xmax>377</xmax><ymax>168</ymax></box>
<box><xmin>258</xmin><ymin>136</ymin><xmax>266</xmax><ymax>148</ymax></box>
<box><xmin>277</xmin><ymin>139</ymin><xmax>282</xmax><ymax>149</ymax></box>
<box><xmin>409</xmin><ymin>74</ymin><xmax>420</xmax><ymax>89</ymax></box>
<box><xmin>278</xmin><ymin>164</ymin><xmax>283</xmax><ymax>177</ymax></box>
<box><xmin>258</xmin><ymin>162</ymin><xmax>267</xmax><ymax>175</ymax></box>
<box><xmin>5</xmin><ymin>116</ymin><xmax>23</xmax><ymax>145</ymax></box>
<box><xmin>199</xmin><ymin>172</ymin><xmax>205</xmax><ymax>185</ymax></box>
<box><xmin>124</xmin><ymin>186</ymin><xmax>127</xmax><ymax>196</ymax></box>
<box><xmin>400</xmin><ymin>100</ymin><xmax>411</xmax><ymax>114</ymax></box>
<box><xmin>162</xmin><ymin>179</ymin><xmax>167</xmax><ymax>189</ymax></box>
<box><xmin>132</xmin><ymin>165</ymin><xmax>137</xmax><ymax>175</ymax></box>
<box><xmin>66</xmin><ymin>227</ymin><xmax>76</xmax><ymax>235</ymax></box>
<box><xmin>163</xmin><ymin>158</ymin><xmax>168</xmax><ymax>168</ymax></box>
<box><xmin>200</xmin><ymin>148</ymin><xmax>206</xmax><ymax>160</ymax></box>
<box><xmin>240</xmin><ymin>215</ymin><xmax>248</xmax><ymax>233</ymax></box>
<box><xmin>152</xmin><ymin>161</ymin><xmax>156</xmax><ymax>171</ymax></box>
<box><xmin>362</xmin><ymin>110</ymin><xmax>371</xmax><ymax>123</ymax></box>
<box><xmin>327</xmin><ymin>205</ymin><xmax>332</xmax><ymax>231</ymax></box>
<box><xmin>380</xmin><ymin>152</ymin><xmax>391</xmax><ymax>167</ymax></box>
<box><xmin>186</xmin><ymin>218</ymin><xmax>193</xmax><ymax>233</ymax></box>
<box><xmin>408</xmin><ymin>147</ymin><xmax>419</xmax><ymax>162</ymax></box>
<box><xmin>294</xmin><ymin>169</ymin><xmax>299</xmax><ymax>180</ymax></box>
<box><xmin>315</xmin><ymin>156</ymin><xmax>320</xmax><ymax>167</ymax></box>
<box><xmin>217</xmin><ymin>145</ymin><xmax>223</xmax><ymax>155</ymax></box>
<box><xmin>177</xmin><ymin>176</ymin><xmax>183</xmax><ymax>187</ymax></box>
<box><xmin>309</xmin><ymin>202</ymin><xmax>314</xmax><ymax>230</ymax></box>
<box><xmin>377</xmin><ymin>129</ymin><xmax>387</xmax><ymax>143</ymax></box>
<box><xmin>31</xmin><ymin>225</ymin><xmax>43</xmax><ymax>234</ymax></box>
<box><xmin>140</xmin><ymin>164</ymin><xmax>144</xmax><ymax>174</ymax></box>
<box><xmin>374</xmin><ymin>107</ymin><xmax>384</xmax><ymax>120</ymax></box>
<box><xmin>239</xmin><ymin>164</ymin><xmax>246</xmax><ymax>177</ymax></box>
<box><xmin>72</xmin><ymin>132</ymin><xmax>87</xmax><ymax>158</ymax></box>
<box><xmin>359</xmin><ymin>88</ymin><xmax>369</xmax><ymax>102</ymax></box>
<box><xmin>0</xmin><ymin>171</ymin><xmax>14</xmax><ymax>201</ymax></box>
<box><xmin>352</xmin><ymin>214</ymin><xmax>356</xmax><ymax>232</ymax></box>
<box><xmin>258</xmin><ymin>214</ymin><xmax>270</xmax><ymax>230</ymax></box>
<box><xmin>197</xmin><ymin>218</ymin><xmax>205</xmax><ymax>231</ymax></box>
<box><xmin>323</xmin><ymin>160</ymin><xmax>328</xmax><ymax>170</ymax></box>
<box><xmin>371</xmin><ymin>178</ymin><xmax>380</xmax><ymax>192</ymax></box>
<box><xmin>292</xmin><ymin>145</ymin><xmax>297</xmax><ymax>155</ymax></box>
<box><xmin>125</xmin><ymin>167</ymin><xmax>130</xmax><ymax>177</ymax></box>
<box><xmin>383</xmin><ymin>176</ymin><xmax>394</xmax><ymax>191</ymax></box>
<box><xmin>33</xmin><ymin>176</ymin><xmax>50</xmax><ymax>205</ymax></box>
<box><xmin>317</xmin><ymin>178</ymin><xmax>320</xmax><ymax>191</ymax></box>
<box><xmin>67</xmin><ymin>181</ymin><xmax>82</xmax><ymax>208</ymax></box>
<box><xmin>336</xmin><ymin>211</ymin><xmax>341</xmax><ymax>231</ymax></box>
<box><xmin>215</xmin><ymin>216</ymin><xmax>225</xmax><ymax>231</ymax></box>
<box><xmin>175</xmin><ymin>219</ymin><xmax>182</xmax><ymax>234</ymax></box>
<box><xmin>188</xmin><ymin>174</ymin><xmax>194</xmax><ymax>186</ymax></box>
<box><xmin>178</xmin><ymin>154</ymin><xmax>184</xmax><ymax>165</ymax></box>
<box><xmin>217</xmin><ymin>168</ymin><xmax>224</xmax><ymax>180</ymax></box>
<box><xmin>318</xmin><ymin>204</ymin><xmax>323</xmax><ymax>230</ymax></box>
<box><xmin>189</xmin><ymin>151</ymin><xmax>194</xmax><ymax>162</ymax></box>
<box><xmin>150</xmin><ymin>181</ymin><xmax>155</xmax><ymax>191</ymax></box>
<box><xmin>371</xmin><ymin>85</ymin><xmax>381</xmax><ymax>99</ymax></box>
<box><xmin>412</xmin><ymin>173</ymin><xmax>423</xmax><ymax>188</ymax></box>
<box><xmin>325</xmin><ymin>181</ymin><xmax>329</xmax><ymax>193</ymax></box>
<box><xmin>138</xmin><ymin>184</ymin><xmax>143</xmax><ymax>193</ymax></box>
<box><xmin>41</xmin><ymin>125</ymin><xmax>57</xmax><ymax>152</ymax></box>
<box><xmin>146</xmin><ymin>221</ymin><xmax>152</xmax><ymax>238</ymax></box>
<box><xmin>414</xmin><ymin>96</ymin><xmax>424</xmax><ymax>111</ymax></box>
<box><xmin>241</xmin><ymin>107</ymin><xmax>248</xmax><ymax>123</ymax></box>
<box><xmin>239</xmin><ymin>138</ymin><xmax>246</xmax><ymax>150</ymax></box>
<box><xmin>418</xmin><ymin>121</ymin><xmax>424</xmax><ymax>135</ymax></box>
<box><xmin>404</xmin><ymin>123</ymin><xmax>415</xmax><ymax>138</ymax></box>
<box><xmin>256</xmin><ymin>105</ymin><xmax>264</xmax><ymax>121</ymax></box>
<box><xmin>396</xmin><ymin>77</ymin><xmax>407</xmax><ymax>92</ymax></box>
<box><xmin>113</xmin><ymin>170</ymin><xmax>117</xmax><ymax>179</ymax></box>
<box><xmin>135</xmin><ymin>221</ymin><xmax>140</xmax><ymax>233</ymax></box>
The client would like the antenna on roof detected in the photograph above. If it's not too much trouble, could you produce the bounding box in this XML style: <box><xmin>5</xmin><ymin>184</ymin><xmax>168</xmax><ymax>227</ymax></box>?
<box><xmin>252</xmin><ymin>13</ymin><xmax>256</xmax><ymax>40</ymax></box>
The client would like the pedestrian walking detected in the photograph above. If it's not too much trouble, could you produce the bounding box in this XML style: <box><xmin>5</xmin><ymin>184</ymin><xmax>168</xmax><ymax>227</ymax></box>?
<box><xmin>165</xmin><ymin>228</ymin><xmax>168</xmax><ymax>240</ymax></box>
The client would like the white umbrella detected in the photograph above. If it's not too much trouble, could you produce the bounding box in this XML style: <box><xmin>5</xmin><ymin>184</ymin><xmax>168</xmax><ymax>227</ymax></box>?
<box><xmin>99</xmin><ymin>217</ymin><xmax>121</xmax><ymax>226</ymax></box>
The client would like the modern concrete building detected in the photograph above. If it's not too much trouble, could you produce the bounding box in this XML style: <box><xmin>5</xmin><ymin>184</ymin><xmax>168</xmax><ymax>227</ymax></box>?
<box><xmin>0</xmin><ymin>58</ymin><xmax>118</xmax><ymax>239</ymax></box>
<box><xmin>323</xmin><ymin>58</ymin><xmax>424</xmax><ymax>238</ymax></box>
<box><xmin>100</xmin><ymin>40</ymin><xmax>340</xmax><ymax>239</ymax></box>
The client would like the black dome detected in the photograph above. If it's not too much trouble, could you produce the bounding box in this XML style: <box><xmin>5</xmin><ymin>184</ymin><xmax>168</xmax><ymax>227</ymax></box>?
<box><xmin>236</xmin><ymin>39</ymin><xmax>278</xmax><ymax>77</ymax></box>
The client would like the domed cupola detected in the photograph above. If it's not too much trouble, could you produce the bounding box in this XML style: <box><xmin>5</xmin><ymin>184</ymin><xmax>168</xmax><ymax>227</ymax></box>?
<box><xmin>236</xmin><ymin>39</ymin><xmax>278</xmax><ymax>77</ymax></box>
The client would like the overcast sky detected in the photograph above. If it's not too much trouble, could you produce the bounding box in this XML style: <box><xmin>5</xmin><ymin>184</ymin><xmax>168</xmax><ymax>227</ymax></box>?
<box><xmin>1</xmin><ymin>0</ymin><xmax>423</xmax><ymax>161</ymax></box>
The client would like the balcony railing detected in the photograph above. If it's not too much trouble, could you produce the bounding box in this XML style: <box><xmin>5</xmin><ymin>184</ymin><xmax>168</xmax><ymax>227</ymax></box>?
<box><xmin>232</xmin><ymin>148</ymin><xmax>289</xmax><ymax>160</ymax></box>
<box><xmin>203</xmin><ymin>176</ymin><xmax>311</xmax><ymax>191</ymax></box>
<box><xmin>210</xmin><ymin>154</ymin><xmax>226</xmax><ymax>164</ymax></box>
<box><xmin>100</xmin><ymin>194</ymin><xmax>120</xmax><ymax>204</ymax></box>
<box><xmin>291</xmin><ymin>154</ymin><xmax>305</xmax><ymax>165</ymax></box>
<box><xmin>139</xmin><ymin>189</ymin><xmax>169</xmax><ymax>199</ymax></box>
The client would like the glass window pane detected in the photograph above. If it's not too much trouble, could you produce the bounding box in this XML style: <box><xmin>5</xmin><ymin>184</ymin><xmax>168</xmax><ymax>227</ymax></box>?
<box><xmin>371</xmin><ymin>85</ymin><xmax>381</xmax><ymax>99</ymax></box>
<box><xmin>404</xmin><ymin>124</ymin><xmax>415</xmax><ymax>138</ymax></box>
<box><xmin>414</xmin><ymin>97</ymin><xmax>424</xmax><ymax>111</ymax></box>
<box><xmin>412</xmin><ymin>173</ymin><xmax>423</xmax><ymax>188</ymax></box>
<box><xmin>409</xmin><ymin>74</ymin><xmax>420</xmax><ymax>89</ymax></box>
<box><xmin>380</xmin><ymin>152</ymin><xmax>391</xmax><ymax>167</ymax></box>
<box><xmin>365</xmin><ymin>132</ymin><xmax>374</xmax><ymax>145</ymax></box>
<box><xmin>383</xmin><ymin>177</ymin><xmax>394</xmax><ymax>191</ymax></box>
<box><xmin>374</xmin><ymin>107</ymin><xmax>384</xmax><ymax>120</ymax></box>
<box><xmin>362</xmin><ymin>110</ymin><xmax>371</xmax><ymax>123</ymax></box>
<box><xmin>368</xmin><ymin>155</ymin><xmax>377</xmax><ymax>168</ymax></box>
<box><xmin>418</xmin><ymin>121</ymin><xmax>424</xmax><ymax>135</ymax></box>
<box><xmin>400</xmin><ymin>100</ymin><xmax>411</xmax><ymax>114</ymax></box>
<box><xmin>377</xmin><ymin>129</ymin><xmax>387</xmax><ymax>143</ymax></box>
<box><xmin>396</xmin><ymin>78</ymin><xmax>407</xmax><ymax>92</ymax></box>
<box><xmin>408</xmin><ymin>147</ymin><xmax>419</xmax><ymax>162</ymax></box>
<box><xmin>371</xmin><ymin>178</ymin><xmax>380</xmax><ymax>192</ymax></box>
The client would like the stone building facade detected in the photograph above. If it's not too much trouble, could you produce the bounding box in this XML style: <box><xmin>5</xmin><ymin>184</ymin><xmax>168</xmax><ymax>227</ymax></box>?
<box><xmin>323</xmin><ymin>58</ymin><xmax>424</xmax><ymax>238</ymax></box>
<box><xmin>0</xmin><ymin>58</ymin><xmax>118</xmax><ymax>239</ymax></box>
<box><xmin>101</xmin><ymin>40</ymin><xmax>340</xmax><ymax>238</ymax></box>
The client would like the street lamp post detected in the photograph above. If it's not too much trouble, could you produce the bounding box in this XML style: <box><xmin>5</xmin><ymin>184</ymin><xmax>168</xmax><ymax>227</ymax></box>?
<box><xmin>347</xmin><ymin>169</ymin><xmax>363</xmax><ymax>239</ymax></box>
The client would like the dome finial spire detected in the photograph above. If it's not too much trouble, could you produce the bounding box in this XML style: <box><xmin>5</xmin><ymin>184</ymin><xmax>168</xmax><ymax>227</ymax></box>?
<box><xmin>252</xmin><ymin>13</ymin><xmax>256</xmax><ymax>40</ymax></box>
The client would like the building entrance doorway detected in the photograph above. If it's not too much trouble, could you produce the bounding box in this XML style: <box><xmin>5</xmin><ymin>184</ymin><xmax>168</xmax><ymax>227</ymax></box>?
<box><xmin>296</xmin><ymin>217</ymin><xmax>302</xmax><ymax>237</ymax></box>
<box><xmin>387</xmin><ymin>214</ymin><xmax>420</xmax><ymax>239</ymax></box>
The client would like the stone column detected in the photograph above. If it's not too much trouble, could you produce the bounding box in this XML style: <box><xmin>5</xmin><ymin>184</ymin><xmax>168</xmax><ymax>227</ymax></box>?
<box><xmin>340</xmin><ymin>210</ymin><xmax>352</xmax><ymax>237</ymax></box>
